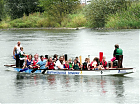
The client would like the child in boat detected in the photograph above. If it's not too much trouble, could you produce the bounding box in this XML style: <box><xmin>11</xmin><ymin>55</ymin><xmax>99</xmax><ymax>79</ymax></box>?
<box><xmin>82</xmin><ymin>58</ymin><xmax>88</xmax><ymax>70</ymax></box>
<box><xmin>46</xmin><ymin>57</ymin><xmax>55</xmax><ymax>70</ymax></box>
<box><xmin>101</xmin><ymin>56</ymin><xmax>108</xmax><ymax>69</ymax></box>
<box><xmin>19</xmin><ymin>47</ymin><xmax>27</xmax><ymax>68</ymax></box>
<box><xmin>64</xmin><ymin>61</ymin><xmax>70</xmax><ymax>70</ymax></box>
<box><xmin>68</xmin><ymin>58</ymin><xmax>73</xmax><ymax>68</ymax></box>
<box><xmin>72</xmin><ymin>59</ymin><xmax>79</xmax><ymax>70</ymax></box>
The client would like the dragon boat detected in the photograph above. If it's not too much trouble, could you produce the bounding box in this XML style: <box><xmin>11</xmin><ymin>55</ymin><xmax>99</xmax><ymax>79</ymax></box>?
<box><xmin>4</xmin><ymin>65</ymin><xmax>135</xmax><ymax>76</ymax></box>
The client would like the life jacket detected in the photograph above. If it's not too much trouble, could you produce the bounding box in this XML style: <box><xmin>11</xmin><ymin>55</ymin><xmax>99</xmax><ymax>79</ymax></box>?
<box><xmin>33</xmin><ymin>60</ymin><xmax>39</xmax><ymax>66</ymax></box>
<box><xmin>48</xmin><ymin>61</ymin><xmax>54</xmax><ymax>70</ymax></box>
<box><xmin>73</xmin><ymin>63</ymin><xmax>79</xmax><ymax>70</ymax></box>
<box><xmin>102</xmin><ymin>61</ymin><xmax>107</xmax><ymax>68</ymax></box>
<box><xmin>116</xmin><ymin>48</ymin><xmax>123</xmax><ymax>56</ymax></box>
<box><xmin>64</xmin><ymin>64</ymin><xmax>70</xmax><ymax>70</ymax></box>
<box><xmin>69</xmin><ymin>63</ymin><xmax>73</xmax><ymax>68</ymax></box>
<box><xmin>90</xmin><ymin>61</ymin><xmax>97</xmax><ymax>69</ymax></box>
<box><xmin>82</xmin><ymin>62</ymin><xmax>88</xmax><ymax>70</ymax></box>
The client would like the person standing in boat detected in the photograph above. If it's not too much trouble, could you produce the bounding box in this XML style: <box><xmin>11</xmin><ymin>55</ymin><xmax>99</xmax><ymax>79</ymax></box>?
<box><xmin>111</xmin><ymin>44</ymin><xmax>123</xmax><ymax>68</ymax></box>
<box><xmin>13</xmin><ymin>41</ymin><xmax>22</xmax><ymax>67</ymax></box>
<box><xmin>55</xmin><ymin>56</ymin><xmax>64</xmax><ymax>70</ymax></box>
<box><xmin>19</xmin><ymin>47</ymin><xmax>27</xmax><ymax>68</ymax></box>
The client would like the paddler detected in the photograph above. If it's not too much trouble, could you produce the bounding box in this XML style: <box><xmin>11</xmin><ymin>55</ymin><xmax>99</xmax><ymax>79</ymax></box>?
<box><xmin>111</xmin><ymin>44</ymin><xmax>123</xmax><ymax>68</ymax></box>
<box><xmin>35</xmin><ymin>55</ymin><xmax>47</xmax><ymax>74</ymax></box>
<box><xmin>19</xmin><ymin>54</ymin><xmax>33</xmax><ymax>72</ymax></box>
<box><xmin>55</xmin><ymin>56</ymin><xmax>65</xmax><ymax>70</ymax></box>
<box><xmin>13</xmin><ymin>41</ymin><xmax>22</xmax><ymax>67</ymax></box>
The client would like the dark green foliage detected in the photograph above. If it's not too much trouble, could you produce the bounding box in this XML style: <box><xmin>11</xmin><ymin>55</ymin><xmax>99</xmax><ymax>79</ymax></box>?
<box><xmin>5</xmin><ymin>0</ymin><xmax>44</xmax><ymax>19</ymax></box>
<box><xmin>85</xmin><ymin>0</ymin><xmax>133</xmax><ymax>28</ymax></box>
<box><xmin>39</xmin><ymin>0</ymin><xmax>80</xmax><ymax>25</ymax></box>
<box><xmin>0</xmin><ymin>0</ymin><xmax>4</xmax><ymax>21</ymax></box>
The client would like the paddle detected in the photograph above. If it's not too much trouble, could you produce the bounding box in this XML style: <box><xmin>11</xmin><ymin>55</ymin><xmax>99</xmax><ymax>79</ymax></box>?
<box><xmin>31</xmin><ymin>68</ymin><xmax>38</xmax><ymax>73</ymax></box>
<box><xmin>79</xmin><ymin>55</ymin><xmax>82</xmax><ymax>70</ymax></box>
<box><xmin>19</xmin><ymin>68</ymin><xmax>29</xmax><ymax>72</ymax></box>
<box><xmin>42</xmin><ymin>67</ymin><xmax>48</xmax><ymax>74</ymax></box>
<box><xmin>99</xmin><ymin>52</ymin><xmax>103</xmax><ymax>64</ymax></box>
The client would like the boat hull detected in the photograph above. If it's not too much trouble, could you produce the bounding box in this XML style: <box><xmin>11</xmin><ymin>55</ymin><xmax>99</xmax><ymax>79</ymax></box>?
<box><xmin>7</xmin><ymin>66</ymin><xmax>135</xmax><ymax>76</ymax></box>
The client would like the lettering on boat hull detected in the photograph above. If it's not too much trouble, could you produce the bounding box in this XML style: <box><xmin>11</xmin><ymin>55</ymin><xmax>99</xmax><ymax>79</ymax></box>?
<box><xmin>47</xmin><ymin>71</ymin><xmax>81</xmax><ymax>75</ymax></box>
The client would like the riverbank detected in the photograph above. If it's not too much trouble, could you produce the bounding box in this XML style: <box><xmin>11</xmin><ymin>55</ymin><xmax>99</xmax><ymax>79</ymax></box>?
<box><xmin>0</xmin><ymin>2</ymin><xmax>139</xmax><ymax>29</ymax></box>
<box><xmin>0</xmin><ymin>27</ymin><xmax>87</xmax><ymax>31</ymax></box>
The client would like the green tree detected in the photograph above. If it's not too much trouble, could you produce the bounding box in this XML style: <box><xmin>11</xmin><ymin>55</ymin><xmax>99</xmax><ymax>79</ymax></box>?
<box><xmin>6</xmin><ymin>0</ymin><xmax>44</xmax><ymax>19</ymax></box>
<box><xmin>0</xmin><ymin>0</ymin><xmax>4</xmax><ymax>21</ymax></box>
<box><xmin>85</xmin><ymin>0</ymin><xmax>132</xmax><ymax>28</ymax></box>
<box><xmin>39</xmin><ymin>0</ymin><xmax>80</xmax><ymax>26</ymax></box>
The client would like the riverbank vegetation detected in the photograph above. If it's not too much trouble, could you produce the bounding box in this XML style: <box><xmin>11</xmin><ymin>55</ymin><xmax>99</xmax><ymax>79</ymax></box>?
<box><xmin>0</xmin><ymin>0</ymin><xmax>139</xmax><ymax>29</ymax></box>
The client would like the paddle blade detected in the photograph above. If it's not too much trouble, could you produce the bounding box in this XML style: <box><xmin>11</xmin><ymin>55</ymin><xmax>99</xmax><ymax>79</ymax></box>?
<box><xmin>99</xmin><ymin>52</ymin><xmax>103</xmax><ymax>62</ymax></box>
<box><xmin>79</xmin><ymin>56</ymin><xmax>82</xmax><ymax>65</ymax></box>
<box><xmin>64</xmin><ymin>54</ymin><xmax>67</xmax><ymax>61</ymax></box>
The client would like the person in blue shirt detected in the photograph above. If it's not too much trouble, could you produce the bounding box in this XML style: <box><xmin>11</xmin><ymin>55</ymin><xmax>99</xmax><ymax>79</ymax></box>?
<box><xmin>36</xmin><ymin>55</ymin><xmax>47</xmax><ymax>69</ymax></box>
<box><xmin>35</xmin><ymin>55</ymin><xmax>47</xmax><ymax>74</ymax></box>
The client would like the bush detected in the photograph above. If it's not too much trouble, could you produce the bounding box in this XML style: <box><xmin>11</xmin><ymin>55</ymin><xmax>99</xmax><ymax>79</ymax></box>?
<box><xmin>85</xmin><ymin>0</ymin><xmax>133</xmax><ymax>28</ymax></box>
<box><xmin>105</xmin><ymin>2</ymin><xmax>140</xmax><ymax>29</ymax></box>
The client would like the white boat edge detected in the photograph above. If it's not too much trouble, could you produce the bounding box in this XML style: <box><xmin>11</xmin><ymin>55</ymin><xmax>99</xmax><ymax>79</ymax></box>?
<box><xmin>5</xmin><ymin>67</ymin><xmax>135</xmax><ymax>76</ymax></box>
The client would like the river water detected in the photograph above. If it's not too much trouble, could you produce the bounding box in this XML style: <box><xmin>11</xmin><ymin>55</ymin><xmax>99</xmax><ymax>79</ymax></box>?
<box><xmin>0</xmin><ymin>29</ymin><xmax>139</xmax><ymax>103</ymax></box>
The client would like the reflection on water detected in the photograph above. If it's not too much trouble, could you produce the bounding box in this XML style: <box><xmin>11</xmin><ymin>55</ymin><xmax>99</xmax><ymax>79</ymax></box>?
<box><xmin>14</xmin><ymin>73</ymin><xmax>134</xmax><ymax>103</ymax></box>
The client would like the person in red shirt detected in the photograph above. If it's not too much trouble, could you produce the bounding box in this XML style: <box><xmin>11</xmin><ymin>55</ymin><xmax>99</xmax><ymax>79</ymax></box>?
<box><xmin>101</xmin><ymin>56</ymin><xmax>108</xmax><ymax>69</ymax></box>
<box><xmin>31</xmin><ymin>54</ymin><xmax>39</xmax><ymax>73</ymax></box>
<box><xmin>45</xmin><ymin>57</ymin><xmax>55</xmax><ymax>70</ymax></box>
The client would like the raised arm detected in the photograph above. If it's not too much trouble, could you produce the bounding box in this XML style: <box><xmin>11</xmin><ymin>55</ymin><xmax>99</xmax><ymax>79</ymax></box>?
<box><xmin>45</xmin><ymin>61</ymin><xmax>48</xmax><ymax>68</ymax></box>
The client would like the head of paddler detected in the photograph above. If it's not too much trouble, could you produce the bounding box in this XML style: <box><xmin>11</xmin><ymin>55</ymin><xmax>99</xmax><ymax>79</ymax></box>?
<box><xmin>17</xmin><ymin>41</ymin><xmax>21</xmax><ymax>46</ymax></box>
<box><xmin>65</xmin><ymin>61</ymin><xmax>68</xmax><ymax>65</ymax></box>
<box><xmin>48</xmin><ymin>57</ymin><xmax>52</xmax><ymax>62</ymax></box>
<box><xmin>103</xmin><ymin>56</ymin><xmax>106</xmax><ymax>62</ymax></box>
<box><xmin>28</xmin><ymin>54</ymin><xmax>32</xmax><ymax>60</ymax></box>
<box><xmin>68</xmin><ymin>58</ymin><xmax>72</xmax><ymax>63</ymax></box>
<box><xmin>34</xmin><ymin>53</ymin><xmax>39</xmax><ymax>60</ymax></box>
<box><xmin>59</xmin><ymin>56</ymin><xmax>64</xmax><ymax>64</ymax></box>
<box><xmin>54</xmin><ymin>54</ymin><xmax>58</xmax><ymax>59</ymax></box>
<box><xmin>74</xmin><ymin>59</ymin><xmax>77</xmax><ymax>64</ymax></box>
<box><xmin>85</xmin><ymin>58</ymin><xmax>88</xmax><ymax>62</ymax></box>
<box><xmin>20</xmin><ymin>47</ymin><xmax>23</xmax><ymax>51</ymax></box>
<box><xmin>75</xmin><ymin>57</ymin><xmax>79</xmax><ymax>63</ymax></box>
<box><xmin>115</xmin><ymin>44</ymin><xmax>119</xmax><ymax>49</ymax></box>
<box><xmin>40</xmin><ymin>55</ymin><xmax>44</xmax><ymax>61</ymax></box>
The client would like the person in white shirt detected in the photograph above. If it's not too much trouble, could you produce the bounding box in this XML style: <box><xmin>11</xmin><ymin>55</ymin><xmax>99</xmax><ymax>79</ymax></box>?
<box><xmin>13</xmin><ymin>41</ymin><xmax>22</xmax><ymax>67</ymax></box>
<box><xmin>55</xmin><ymin>56</ymin><xmax>64</xmax><ymax>70</ymax></box>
